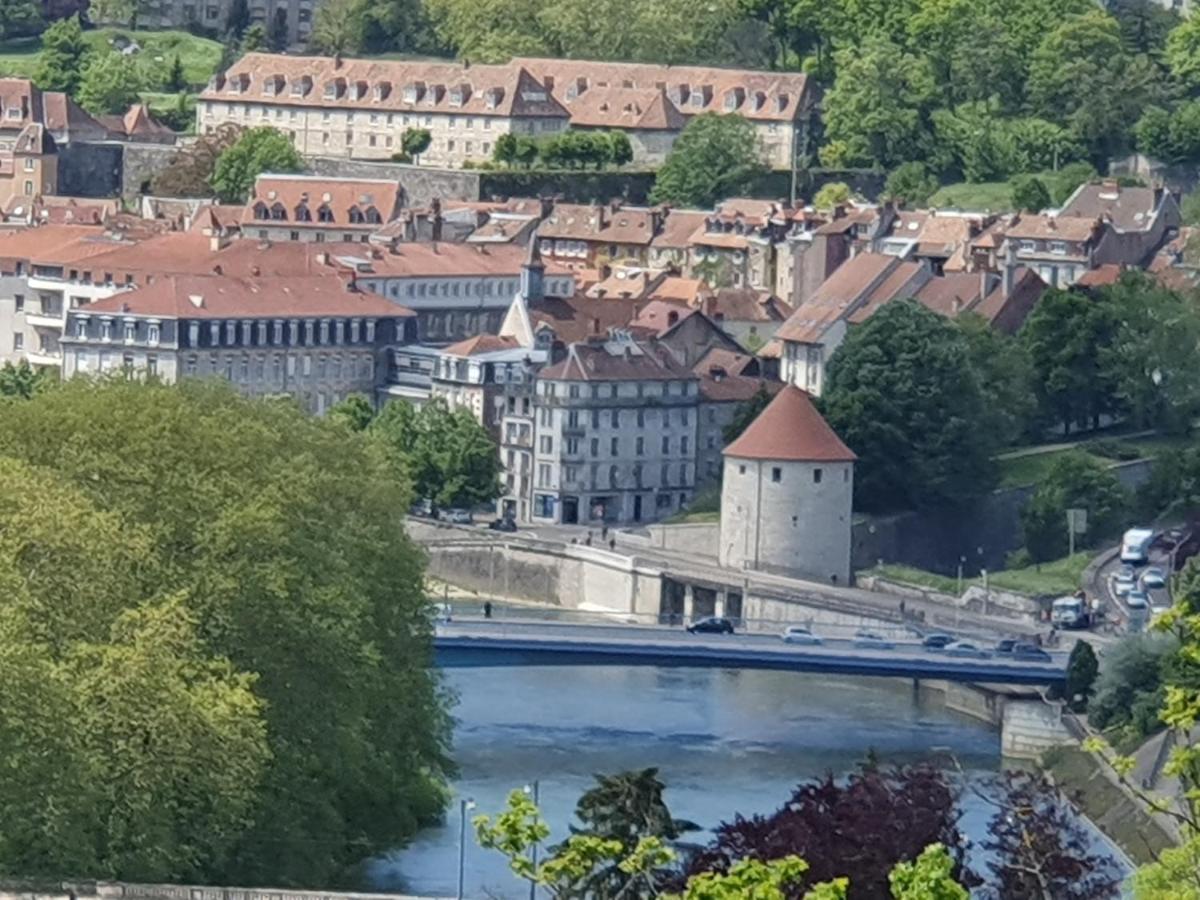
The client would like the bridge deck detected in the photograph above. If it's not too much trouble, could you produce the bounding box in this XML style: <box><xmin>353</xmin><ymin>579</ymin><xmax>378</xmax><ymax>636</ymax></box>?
<box><xmin>433</xmin><ymin>622</ymin><xmax>1067</xmax><ymax>686</ymax></box>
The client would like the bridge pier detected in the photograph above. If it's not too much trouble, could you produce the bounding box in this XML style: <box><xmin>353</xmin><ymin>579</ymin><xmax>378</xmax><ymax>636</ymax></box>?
<box><xmin>683</xmin><ymin>584</ymin><xmax>695</xmax><ymax>621</ymax></box>
<box><xmin>714</xmin><ymin>589</ymin><xmax>726</xmax><ymax>618</ymax></box>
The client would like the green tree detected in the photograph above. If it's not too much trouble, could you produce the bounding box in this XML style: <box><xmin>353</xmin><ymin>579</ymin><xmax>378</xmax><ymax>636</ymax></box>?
<box><xmin>165</xmin><ymin>53</ymin><xmax>187</xmax><ymax>91</ymax></box>
<box><xmin>1020</xmin><ymin>452</ymin><xmax>1127</xmax><ymax>562</ymax></box>
<box><xmin>240</xmin><ymin>22</ymin><xmax>267</xmax><ymax>52</ymax></box>
<box><xmin>812</xmin><ymin>181</ymin><xmax>851</xmax><ymax>211</ymax></box>
<box><xmin>1135</xmin><ymin>101</ymin><xmax>1200</xmax><ymax>165</ymax></box>
<box><xmin>150</xmin><ymin>123</ymin><xmax>243</xmax><ymax>197</ymax></box>
<box><xmin>88</xmin><ymin>0</ymin><xmax>137</xmax><ymax>26</ymax></box>
<box><xmin>0</xmin><ymin>0</ymin><xmax>40</xmax><ymax>40</ymax></box>
<box><xmin>1044</xmin><ymin>160</ymin><xmax>1098</xmax><ymax>205</ymax></box>
<box><xmin>0</xmin><ymin>379</ymin><xmax>452</xmax><ymax>884</ymax></box>
<box><xmin>723</xmin><ymin>386</ymin><xmax>773</xmax><ymax>444</ymax></box>
<box><xmin>493</xmin><ymin>132</ymin><xmax>519</xmax><ymax>166</ymax></box>
<box><xmin>424</xmin><ymin>0</ymin><xmax>551</xmax><ymax>61</ymax></box>
<box><xmin>1088</xmin><ymin>633</ymin><xmax>1174</xmax><ymax>737</ymax></box>
<box><xmin>1027</xmin><ymin>10</ymin><xmax>1143</xmax><ymax>161</ymax></box>
<box><xmin>822</xmin><ymin>300</ymin><xmax>1000</xmax><ymax>512</ymax></box>
<box><xmin>649</xmin><ymin>113</ymin><xmax>765</xmax><ymax>208</ymax></box>
<box><xmin>884</xmin><ymin>161</ymin><xmax>938</xmax><ymax>207</ymax></box>
<box><xmin>1131</xmin><ymin>833</ymin><xmax>1200</xmax><ymax>900</ymax></box>
<box><xmin>311</xmin><ymin>0</ymin><xmax>359</xmax><ymax>54</ymax></box>
<box><xmin>328</xmin><ymin>393</ymin><xmax>376</xmax><ymax>431</ymax></box>
<box><xmin>0</xmin><ymin>360</ymin><xmax>52</xmax><ymax>399</ymax></box>
<box><xmin>1139</xmin><ymin>446</ymin><xmax>1200</xmax><ymax>522</ymax></box>
<box><xmin>77</xmin><ymin>51</ymin><xmax>143</xmax><ymax>116</ymax></box>
<box><xmin>370</xmin><ymin>399</ymin><xmax>501</xmax><ymax>508</ymax></box>
<box><xmin>1166</xmin><ymin>13</ymin><xmax>1200</xmax><ymax>91</ymax></box>
<box><xmin>1020</xmin><ymin>287</ymin><xmax>1120</xmax><ymax>433</ymax></box>
<box><xmin>1010</xmin><ymin>174</ymin><xmax>1051</xmax><ymax>212</ymax></box>
<box><xmin>819</xmin><ymin>37</ymin><xmax>937</xmax><ymax>168</ymax></box>
<box><xmin>1062</xmin><ymin>639</ymin><xmax>1100</xmax><ymax>710</ymax></box>
<box><xmin>401</xmin><ymin>127</ymin><xmax>432</xmax><ymax>163</ymax></box>
<box><xmin>606</xmin><ymin>130</ymin><xmax>634</xmax><ymax>167</ymax></box>
<box><xmin>1097</xmin><ymin>273</ymin><xmax>1200</xmax><ymax>434</ymax></box>
<box><xmin>956</xmin><ymin>313</ymin><xmax>1035</xmax><ymax>447</ymax></box>
<box><xmin>888</xmin><ymin>844</ymin><xmax>969</xmax><ymax>900</ymax></box>
<box><xmin>932</xmin><ymin>99</ymin><xmax>1018</xmax><ymax>182</ymax></box>
<box><xmin>33</xmin><ymin>14</ymin><xmax>88</xmax><ymax>95</ymax></box>
<box><xmin>666</xmin><ymin>857</ymin><xmax>825</xmax><ymax>900</ymax></box>
<box><xmin>211</xmin><ymin>126</ymin><xmax>302</xmax><ymax>202</ymax></box>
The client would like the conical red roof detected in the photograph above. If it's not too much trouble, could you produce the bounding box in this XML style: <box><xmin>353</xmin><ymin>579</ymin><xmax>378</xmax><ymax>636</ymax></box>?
<box><xmin>724</xmin><ymin>385</ymin><xmax>856</xmax><ymax>462</ymax></box>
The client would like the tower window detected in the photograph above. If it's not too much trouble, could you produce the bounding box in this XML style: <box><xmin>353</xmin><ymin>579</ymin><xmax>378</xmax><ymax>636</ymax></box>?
<box><xmin>771</xmin><ymin>467</ymin><xmax>782</xmax><ymax>483</ymax></box>
<box><xmin>813</xmin><ymin>468</ymin><xmax>823</xmax><ymax>483</ymax></box>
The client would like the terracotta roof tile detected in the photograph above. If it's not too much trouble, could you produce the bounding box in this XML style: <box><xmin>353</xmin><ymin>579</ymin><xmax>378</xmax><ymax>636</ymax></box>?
<box><xmin>651</xmin><ymin>209</ymin><xmax>709</xmax><ymax>249</ymax></box>
<box><xmin>1004</xmin><ymin>213</ymin><xmax>1099</xmax><ymax>243</ymax></box>
<box><xmin>707</xmin><ymin>287</ymin><xmax>791</xmax><ymax>323</ymax></box>
<box><xmin>724</xmin><ymin>384</ymin><xmax>855</xmax><ymax>462</ymax></box>
<box><xmin>776</xmin><ymin>252</ymin><xmax>899</xmax><ymax>343</ymax></box>
<box><xmin>244</xmin><ymin>174</ymin><xmax>403</xmax><ymax>229</ymax></box>
<box><xmin>82</xmin><ymin>274</ymin><xmax>408</xmax><ymax>319</ymax></box>
<box><xmin>442</xmin><ymin>334</ymin><xmax>521</xmax><ymax>356</ymax></box>
<box><xmin>1060</xmin><ymin>181</ymin><xmax>1161</xmax><ymax>233</ymax></box>
<box><xmin>539</xmin><ymin>338</ymin><xmax>694</xmax><ymax>381</ymax></box>
<box><xmin>527</xmin><ymin>295</ymin><xmax>640</xmax><ymax>343</ymax></box>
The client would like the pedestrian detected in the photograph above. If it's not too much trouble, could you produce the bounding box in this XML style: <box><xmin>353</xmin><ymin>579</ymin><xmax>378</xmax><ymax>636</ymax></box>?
<box><xmin>609</xmin><ymin>538</ymin><xmax>616</xmax><ymax>550</ymax></box>
<box><xmin>602</xmin><ymin>524</ymin><xmax>609</xmax><ymax>540</ymax></box>
<box><xmin>586</xmin><ymin>531</ymin><xmax>592</xmax><ymax>546</ymax></box>
<box><xmin>899</xmin><ymin>600</ymin><xmax>906</xmax><ymax>615</ymax></box>
<box><xmin>483</xmin><ymin>600</ymin><xmax>493</xmax><ymax>619</ymax></box>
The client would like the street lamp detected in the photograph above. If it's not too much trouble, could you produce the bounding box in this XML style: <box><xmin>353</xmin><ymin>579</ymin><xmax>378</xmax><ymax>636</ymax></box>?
<box><xmin>457</xmin><ymin>797</ymin><xmax>476</xmax><ymax>900</ymax></box>
<box><xmin>524</xmin><ymin>780</ymin><xmax>541</xmax><ymax>900</ymax></box>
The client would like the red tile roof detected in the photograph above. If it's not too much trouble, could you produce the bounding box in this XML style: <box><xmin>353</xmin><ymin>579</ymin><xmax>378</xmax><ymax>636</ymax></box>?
<box><xmin>245</xmin><ymin>174</ymin><xmax>403</xmax><ymax>230</ymax></box>
<box><xmin>777</xmin><ymin>252</ymin><xmax>899</xmax><ymax>342</ymax></box>
<box><xmin>539</xmin><ymin>338</ymin><xmax>694</xmax><ymax>381</ymax></box>
<box><xmin>442</xmin><ymin>334</ymin><xmax>521</xmax><ymax>356</ymax></box>
<box><xmin>82</xmin><ymin>274</ymin><xmax>408</xmax><ymax>319</ymax></box>
<box><xmin>724</xmin><ymin>384</ymin><xmax>855</xmax><ymax>462</ymax></box>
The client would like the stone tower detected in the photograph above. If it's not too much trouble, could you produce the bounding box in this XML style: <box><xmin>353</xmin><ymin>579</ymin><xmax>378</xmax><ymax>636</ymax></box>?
<box><xmin>718</xmin><ymin>385</ymin><xmax>856</xmax><ymax>584</ymax></box>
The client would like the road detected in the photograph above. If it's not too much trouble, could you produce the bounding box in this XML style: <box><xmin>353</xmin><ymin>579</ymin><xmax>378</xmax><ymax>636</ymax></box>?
<box><xmin>434</xmin><ymin>618</ymin><xmax>1069</xmax><ymax>685</ymax></box>
<box><xmin>417</xmin><ymin>517</ymin><xmax>1046</xmax><ymax>642</ymax></box>
<box><xmin>1093</xmin><ymin>544</ymin><xmax>1174</xmax><ymax>631</ymax></box>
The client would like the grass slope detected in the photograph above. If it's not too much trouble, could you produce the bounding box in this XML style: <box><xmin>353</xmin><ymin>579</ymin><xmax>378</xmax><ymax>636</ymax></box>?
<box><xmin>0</xmin><ymin>28</ymin><xmax>222</xmax><ymax>88</ymax></box>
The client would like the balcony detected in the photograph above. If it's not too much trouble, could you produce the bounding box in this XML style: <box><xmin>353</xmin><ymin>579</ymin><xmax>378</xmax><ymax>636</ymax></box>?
<box><xmin>25</xmin><ymin>348</ymin><xmax>62</xmax><ymax>367</ymax></box>
<box><xmin>25</xmin><ymin>309</ymin><xmax>63</xmax><ymax>329</ymax></box>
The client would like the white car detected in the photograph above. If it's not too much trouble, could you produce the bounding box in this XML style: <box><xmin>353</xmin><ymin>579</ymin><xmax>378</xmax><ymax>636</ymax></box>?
<box><xmin>1141</xmin><ymin>567</ymin><xmax>1168</xmax><ymax>590</ymax></box>
<box><xmin>433</xmin><ymin>602</ymin><xmax>453</xmax><ymax>623</ymax></box>
<box><xmin>944</xmin><ymin>640</ymin><xmax>990</xmax><ymax>659</ymax></box>
<box><xmin>781</xmin><ymin>625</ymin><xmax>823</xmax><ymax>645</ymax></box>
<box><xmin>1126</xmin><ymin>590</ymin><xmax>1150</xmax><ymax>611</ymax></box>
<box><xmin>1113</xmin><ymin>570</ymin><xmax>1135</xmax><ymax>597</ymax></box>
<box><xmin>853</xmin><ymin>630</ymin><xmax>895</xmax><ymax>650</ymax></box>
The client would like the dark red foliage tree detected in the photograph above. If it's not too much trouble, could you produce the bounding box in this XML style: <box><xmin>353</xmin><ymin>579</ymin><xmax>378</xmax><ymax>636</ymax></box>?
<box><xmin>681</xmin><ymin>763</ymin><xmax>973</xmax><ymax>899</ymax></box>
<box><xmin>982</xmin><ymin>770</ymin><xmax>1121</xmax><ymax>900</ymax></box>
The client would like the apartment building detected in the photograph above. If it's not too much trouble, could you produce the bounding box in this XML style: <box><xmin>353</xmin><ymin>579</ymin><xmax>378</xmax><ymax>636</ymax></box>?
<box><xmin>60</xmin><ymin>274</ymin><xmax>410</xmax><ymax>414</ymax></box>
<box><xmin>197</xmin><ymin>53</ymin><xmax>814</xmax><ymax>168</ymax></box>
<box><xmin>241</xmin><ymin>173</ymin><xmax>405</xmax><ymax>243</ymax></box>
<box><xmin>500</xmin><ymin>333</ymin><xmax>700</xmax><ymax>525</ymax></box>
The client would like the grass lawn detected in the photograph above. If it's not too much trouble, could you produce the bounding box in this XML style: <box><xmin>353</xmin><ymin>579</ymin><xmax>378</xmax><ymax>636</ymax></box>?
<box><xmin>0</xmin><ymin>28</ymin><xmax>222</xmax><ymax>88</ymax></box>
<box><xmin>996</xmin><ymin>432</ymin><xmax>1195</xmax><ymax>488</ymax></box>
<box><xmin>928</xmin><ymin>180</ymin><xmax>1014</xmax><ymax>212</ymax></box>
<box><xmin>664</xmin><ymin>484</ymin><xmax>721</xmax><ymax>524</ymax></box>
<box><xmin>863</xmin><ymin>552</ymin><xmax>1091</xmax><ymax>597</ymax></box>
<box><xmin>996</xmin><ymin>448</ymin><xmax>1083</xmax><ymax>488</ymax></box>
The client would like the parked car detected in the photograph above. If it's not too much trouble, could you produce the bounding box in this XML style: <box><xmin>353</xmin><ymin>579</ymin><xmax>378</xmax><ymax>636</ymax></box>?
<box><xmin>853</xmin><ymin>630</ymin><xmax>895</xmax><ymax>650</ymax></box>
<box><xmin>489</xmin><ymin>517</ymin><xmax>518</xmax><ymax>532</ymax></box>
<box><xmin>687</xmin><ymin>616</ymin><xmax>735</xmax><ymax>635</ymax></box>
<box><xmin>410</xmin><ymin>498</ymin><xmax>437</xmax><ymax>518</ymax></box>
<box><xmin>1126</xmin><ymin>589</ymin><xmax>1150</xmax><ymax>610</ymax></box>
<box><xmin>433</xmin><ymin>603</ymin><xmax>452</xmax><ymax>623</ymax></box>
<box><xmin>781</xmin><ymin>625</ymin><xmax>823</xmax><ymax>645</ymax></box>
<box><xmin>1141</xmin><ymin>567</ymin><xmax>1167</xmax><ymax>589</ymax></box>
<box><xmin>944</xmin><ymin>641</ymin><xmax>990</xmax><ymax>659</ymax></box>
<box><xmin>1011</xmin><ymin>643</ymin><xmax>1052</xmax><ymax>662</ymax></box>
<box><xmin>440</xmin><ymin>508</ymin><xmax>473</xmax><ymax>525</ymax></box>
<box><xmin>921</xmin><ymin>633</ymin><xmax>955</xmax><ymax>650</ymax></box>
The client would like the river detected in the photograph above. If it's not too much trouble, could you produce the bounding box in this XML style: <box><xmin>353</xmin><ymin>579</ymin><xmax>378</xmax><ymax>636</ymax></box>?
<box><xmin>369</xmin><ymin>663</ymin><xmax>1007</xmax><ymax>898</ymax></box>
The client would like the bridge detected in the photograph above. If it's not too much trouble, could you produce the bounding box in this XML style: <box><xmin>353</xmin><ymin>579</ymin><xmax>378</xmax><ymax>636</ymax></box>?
<box><xmin>434</xmin><ymin>621</ymin><xmax>1068</xmax><ymax>686</ymax></box>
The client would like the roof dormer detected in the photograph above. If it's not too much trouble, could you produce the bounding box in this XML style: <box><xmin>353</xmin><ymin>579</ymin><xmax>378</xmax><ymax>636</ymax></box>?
<box><xmin>323</xmin><ymin>77</ymin><xmax>346</xmax><ymax>100</ymax></box>
<box><xmin>775</xmin><ymin>93</ymin><xmax>789</xmax><ymax>113</ymax></box>
<box><xmin>722</xmin><ymin>87</ymin><xmax>744</xmax><ymax>111</ymax></box>
<box><xmin>263</xmin><ymin>74</ymin><xmax>284</xmax><ymax>96</ymax></box>
<box><xmin>403</xmin><ymin>80</ymin><xmax>426</xmax><ymax>103</ymax></box>
<box><xmin>564</xmin><ymin>77</ymin><xmax>588</xmax><ymax>100</ymax></box>
<box><xmin>448</xmin><ymin>82</ymin><xmax>471</xmax><ymax>106</ymax></box>
<box><xmin>290</xmin><ymin>75</ymin><xmax>312</xmax><ymax>97</ymax></box>
<box><xmin>752</xmin><ymin>90</ymin><xmax>766</xmax><ymax>112</ymax></box>
<box><xmin>353</xmin><ymin>80</ymin><xmax>369</xmax><ymax>101</ymax></box>
<box><xmin>373</xmin><ymin>81</ymin><xmax>391</xmax><ymax>101</ymax></box>
<box><xmin>484</xmin><ymin>86</ymin><xmax>504</xmax><ymax>109</ymax></box>
<box><xmin>690</xmin><ymin>85</ymin><xmax>711</xmax><ymax>108</ymax></box>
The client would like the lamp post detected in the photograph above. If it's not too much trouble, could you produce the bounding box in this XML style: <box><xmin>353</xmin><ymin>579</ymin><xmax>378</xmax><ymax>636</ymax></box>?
<box><xmin>524</xmin><ymin>780</ymin><xmax>540</xmax><ymax>900</ymax></box>
<box><xmin>457</xmin><ymin>797</ymin><xmax>476</xmax><ymax>900</ymax></box>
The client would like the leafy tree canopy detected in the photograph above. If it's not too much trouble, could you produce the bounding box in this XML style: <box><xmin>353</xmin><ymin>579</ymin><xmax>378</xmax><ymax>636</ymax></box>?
<box><xmin>0</xmin><ymin>378</ymin><xmax>452</xmax><ymax>884</ymax></box>
<box><xmin>1019</xmin><ymin>452</ymin><xmax>1128</xmax><ymax>562</ymax></box>
<box><xmin>822</xmin><ymin>300</ymin><xmax>1000</xmax><ymax>512</ymax></box>
<box><xmin>1011</xmin><ymin>174</ymin><xmax>1051</xmax><ymax>212</ymax></box>
<box><xmin>884</xmin><ymin>161</ymin><xmax>939</xmax><ymax>207</ymax></box>
<box><xmin>649</xmin><ymin>113</ymin><xmax>765</xmax><ymax>208</ymax></box>
<box><xmin>77</xmin><ymin>51</ymin><xmax>143</xmax><ymax>116</ymax></box>
<box><xmin>33</xmin><ymin>13</ymin><xmax>88</xmax><ymax>94</ymax></box>
<box><xmin>211</xmin><ymin>126</ymin><xmax>303</xmax><ymax>202</ymax></box>
<box><xmin>150</xmin><ymin>123</ymin><xmax>243</xmax><ymax>198</ymax></box>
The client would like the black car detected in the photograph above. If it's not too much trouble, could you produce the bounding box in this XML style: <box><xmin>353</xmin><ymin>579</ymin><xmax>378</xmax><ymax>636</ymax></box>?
<box><xmin>489</xmin><ymin>517</ymin><xmax>518</xmax><ymax>532</ymax></box>
<box><xmin>1011</xmin><ymin>643</ymin><xmax>1052</xmax><ymax>662</ymax></box>
<box><xmin>687</xmin><ymin>616</ymin><xmax>735</xmax><ymax>635</ymax></box>
<box><xmin>921</xmin><ymin>633</ymin><xmax>955</xmax><ymax>650</ymax></box>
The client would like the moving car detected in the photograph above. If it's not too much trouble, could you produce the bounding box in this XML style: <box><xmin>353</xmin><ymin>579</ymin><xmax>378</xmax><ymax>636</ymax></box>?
<box><xmin>1113</xmin><ymin>568</ymin><xmax>1135</xmax><ymax>597</ymax></box>
<box><xmin>687</xmin><ymin>616</ymin><xmax>735</xmax><ymax>635</ymax></box>
<box><xmin>944</xmin><ymin>641</ymin><xmax>990</xmax><ymax>659</ymax></box>
<box><xmin>1126</xmin><ymin>589</ymin><xmax>1150</xmax><ymax>611</ymax></box>
<box><xmin>1011</xmin><ymin>643</ymin><xmax>1051</xmax><ymax>662</ymax></box>
<box><xmin>853</xmin><ymin>630</ymin><xmax>895</xmax><ymax>650</ymax></box>
<box><xmin>1141</xmin><ymin>567</ymin><xmax>1167</xmax><ymax>589</ymax></box>
<box><xmin>921</xmin><ymin>633</ymin><xmax>956</xmax><ymax>650</ymax></box>
<box><xmin>1121</xmin><ymin>527</ymin><xmax>1155</xmax><ymax>566</ymax></box>
<box><xmin>781</xmin><ymin>625</ymin><xmax>824</xmax><ymax>645</ymax></box>
<box><xmin>489</xmin><ymin>517</ymin><xmax>518</xmax><ymax>532</ymax></box>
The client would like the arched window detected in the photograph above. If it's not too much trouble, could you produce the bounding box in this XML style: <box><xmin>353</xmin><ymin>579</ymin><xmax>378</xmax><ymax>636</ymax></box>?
<box><xmin>253</xmin><ymin>202</ymin><xmax>269</xmax><ymax>220</ymax></box>
<box><xmin>294</xmin><ymin>203</ymin><xmax>312</xmax><ymax>222</ymax></box>
<box><xmin>364</xmin><ymin>206</ymin><xmax>381</xmax><ymax>224</ymax></box>
<box><xmin>347</xmin><ymin>206</ymin><xmax>365</xmax><ymax>224</ymax></box>
<box><xmin>317</xmin><ymin>204</ymin><xmax>334</xmax><ymax>223</ymax></box>
<box><xmin>270</xmin><ymin>202</ymin><xmax>287</xmax><ymax>221</ymax></box>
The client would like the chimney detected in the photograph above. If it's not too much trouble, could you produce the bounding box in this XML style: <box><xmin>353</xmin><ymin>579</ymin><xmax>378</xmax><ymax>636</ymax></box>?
<box><xmin>591</xmin><ymin>316</ymin><xmax>600</xmax><ymax>333</ymax></box>
<box><xmin>316</xmin><ymin>252</ymin><xmax>329</xmax><ymax>265</ymax></box>
<box><xmin>1003</xmin><ymin>243</ymin><xmax>1017</xmax><ymax>299</ymax></box>
<box><xmin>250</xmin><ymin>265</ymin><xmax>260</xmax><ymax>276</ymax></box>
<box><xmin>334</xmin><ymin>53</ymin><xmax>343</xmax><ymax>69</ymax></box>
<box><xmin>431</xmin><ymin>196</ymin><xmax>443</xmax><ymax>241</ymax></box>
<box><xmin>539</xmin><ymin>196</ymin><xmax>554</xmax><ymax>220</ymax></box>
<box><xmin>212</xmin><ymin>263</ymin><xmax>223</xmax><ymax>275</ymax></box>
